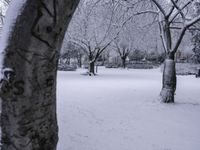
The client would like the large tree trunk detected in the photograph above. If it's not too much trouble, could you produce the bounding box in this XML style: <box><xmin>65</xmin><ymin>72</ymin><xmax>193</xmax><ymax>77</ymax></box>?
<box><xmin>160</xmin><ymin>53</ymin><xmax>176</xmax><ymax>103</ymax></box>
<box><xmin>89</xmin><ymin>61</ymin><xmax>95</xmax><ymax>75</ymax></box>
<box><xmin>0</xmin><ymin>0</ymin><xmax>79</xmax><ymax>150</ymax></box>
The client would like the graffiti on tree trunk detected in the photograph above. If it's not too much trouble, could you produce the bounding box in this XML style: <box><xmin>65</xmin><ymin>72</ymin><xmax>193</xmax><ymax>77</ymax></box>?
<box><xmin>31</xmin><ymin>0</ymin><xmax>62</xmax><ymax>48</ymax></box>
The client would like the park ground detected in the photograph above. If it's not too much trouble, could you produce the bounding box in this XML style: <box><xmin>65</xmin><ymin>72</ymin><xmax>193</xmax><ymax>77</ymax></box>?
<box><xmin>57</xmin><ymin>67</ymin><xmax>200</xmax><ymax>150</ymax></box>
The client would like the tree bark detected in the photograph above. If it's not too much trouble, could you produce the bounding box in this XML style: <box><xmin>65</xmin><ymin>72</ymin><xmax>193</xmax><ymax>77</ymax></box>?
<box><xmin>89</xmin><ymin>61</ymin><xmax>95</xmax><ymax>75</ymax></box>
<box><xmin>0</xmin><ymin>0</ymin><xmax>79</xmax><ymax>150</ymax></box>
<box><xmin>160</xmin><ymin>53</ymin><xmax>176</xmax><ymax>103</ymax></box>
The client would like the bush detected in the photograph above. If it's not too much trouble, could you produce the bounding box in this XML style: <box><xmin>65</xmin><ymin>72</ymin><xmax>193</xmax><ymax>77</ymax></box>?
<box><xmin>175</xmin><ymin>63</ymin><xmax>200</xmax><ymax>75</ymax></box>
<box><xmin>58</xmin><ymin>64</ymin><xmax>77</xmax><ymax>71</ymax></box>
<box><xmin>105</xmin><ymin>62</ymin><xmax>120</xmax><ymax>68</ymax></box>
<box><xmin>127</xmin><ymin>61</ymin><xmax>155</xmax><ymax>69</ymax></box>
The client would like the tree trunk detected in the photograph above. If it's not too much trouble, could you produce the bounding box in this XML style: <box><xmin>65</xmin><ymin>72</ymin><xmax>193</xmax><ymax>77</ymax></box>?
<box><xmin>196</xmin><ymin>69</ymin><xmax>200</xmax><ymax>78</ymax></box>
<box><xmin>89</xmin><ymin>61</ymin><xmax>95</xmax><ymax>75</ymax></box>
<box><xmin>160</xmin><ymin>54</ymin><xmax>176</xmax><ymax>103</ymax></box>
<box><xmin>0</xmin><ymin>0</ymin><xmax>79</xmax><ymax>150</ymax></box>
<box><xmin>77</xmin><ymin>55</ymin><xmax>82</xmax><ymax>68</ymax></box>
<box><xmin>121</xmin><ymin>57</ymin><xmax>126</xmax><ymax>68</ymax></box>
<box><xmin>66</xmin><ymin>57</ymin><xmax>70</xmax><ymax>65</ymax></box>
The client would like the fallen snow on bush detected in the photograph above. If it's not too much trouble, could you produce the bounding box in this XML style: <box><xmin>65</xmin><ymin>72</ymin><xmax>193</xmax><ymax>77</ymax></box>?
<box><xmin>57</xmin><ymin>67</ymin><xmax>200</xmax><ymax>150</ymax></box>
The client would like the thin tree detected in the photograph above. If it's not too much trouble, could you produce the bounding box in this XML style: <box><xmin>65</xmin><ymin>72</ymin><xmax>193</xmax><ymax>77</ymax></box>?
<box><xmin>150</xmin><ymin>0</ymin><xmax>200</xmax><ymax>103</ymax></box>
<box><xmin>114</xmin><ymin>41</ymin><xmax>131</xmax><ymax>68</ymax></box>
<box><xmin>0</xmin><ymin>0</ymin><xmax>79</xmax><ymax>149</ymax></box>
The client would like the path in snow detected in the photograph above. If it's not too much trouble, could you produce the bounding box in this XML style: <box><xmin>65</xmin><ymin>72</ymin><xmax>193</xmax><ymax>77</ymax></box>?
<box><xmin>57</xmin><ymin>68</ymin><xmax>200</xmax><ymax>150</ymax></box>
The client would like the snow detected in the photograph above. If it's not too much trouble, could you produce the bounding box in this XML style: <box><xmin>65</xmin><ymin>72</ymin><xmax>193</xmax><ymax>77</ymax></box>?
<box><xmin>57</xmin><ymin>67</ymin><xmax>200</xmax><ymax>150</ymax></box>
<box><xmin>0</xmin><ymin>0</ymin><xmax>27</xmax><ymax>71</ymax></box>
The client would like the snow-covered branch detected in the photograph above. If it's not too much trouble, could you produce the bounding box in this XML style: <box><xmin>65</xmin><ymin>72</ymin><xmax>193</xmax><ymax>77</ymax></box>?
<box><xmin>185</xmin><ymin>15</ymin><xmax>200</xmax><ymax>28</ymax></box>
<box><xmin>169</xmin><ymin>0</ymin><xmax>195</xmax><ymax>24</ymax></box>
<box><xmin>151</xmin><ymin>0</ymin><xmax>166</xmax><ymax>16</ymax></box>
<box><xmin>172</xmin><ymin>15</ymin><xmax>200</xmax><ymax>53</ymax></box>
<box><xmin>170</xmin><ymin>0</ymin><xmax>185</xmax><ymax>20</ymax></box>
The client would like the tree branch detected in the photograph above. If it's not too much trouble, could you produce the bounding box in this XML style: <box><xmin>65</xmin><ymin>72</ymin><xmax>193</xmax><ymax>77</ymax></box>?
<box><xmin>166</xmin><ymin>0</ymin><xmax>178</xmax><ymax>18</ymax></box>
<box><xmin>170</xmin><ymin>0</ymin><xmax>185</xmax><ymax>20</ymax></box>
<box><xmin>169</xmin><ymin>0</ymin><xmax>195</xmax><ymax>24</ymax></box>
<box><xmin>172</xmin><ymin>15</ymin><xmax>200</xmax><ymax>52</ymax></box>
<box><xmin>151</xmin><ymin>0</ymin><xmax>166</xmax><ymax>16</ymax></box>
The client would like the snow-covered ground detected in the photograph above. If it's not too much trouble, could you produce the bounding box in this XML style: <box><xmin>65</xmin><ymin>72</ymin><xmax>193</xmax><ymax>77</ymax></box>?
<box><xmin>57</xmin><ymin>67</ymin><xmax>200</xmax><ymax>150</ymax></box>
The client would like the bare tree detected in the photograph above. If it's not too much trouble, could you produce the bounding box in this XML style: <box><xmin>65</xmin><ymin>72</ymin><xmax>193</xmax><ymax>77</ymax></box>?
<box><xmin>114</xmin><ymin>41</ymin><xmax>131</xmax><ymax>68</ymax></box>
<box><xmin>67</xmin><ymin>0</ymin><xmax>134</xmax><ymax>75</ymax></box>
<box><xmin>148</xmin><ymin>0</ymin><xmax>200</xmax><ymax>103</ymax></box>
<box><xmin>112</xmin><ymin>0</ymin><xmax>164</xmax><ymax>67</ymax></box>
<box><xmin>0</xmin><ymin>0</ymin><xmax>79</xmax><ymax>149</ymax></box>
<box><xmin>67</xmin><ymin>0</ymin><xmax>115</xmax><ymax>75</ymax></box>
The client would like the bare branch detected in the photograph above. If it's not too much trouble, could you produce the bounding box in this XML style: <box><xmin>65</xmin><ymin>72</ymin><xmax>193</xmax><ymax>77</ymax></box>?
<box><xmin>172</xmin><ymin>15</ymin><xmax>200</xmax><ymax>52</ymax></box>
<box><xmin>169</xmin><ymin>0</ymin><xmax>195</xmax><ymax>23</ymax></box>
<box><xmin>185</xmin><ymin>15</ymin><xmax>200</xmax><ymax>28</ymax></box>
<box><xmin>170</xmin><ymin>0</ymin><xmax>185</xmax><ymax>20</ymax></box>
<box><xmin>151</xmin><ymin>0</ymin><xmax>166</xmax><ymax>16</ymax></box>
<box><xmin>172</xmin><ymin>27</ymin><xmax>186</xmax><ymax>53</ymax></box>
<box><xmin>166</xmin><ymin>0</ymin><xmax>178</xmax><ymax>17</ymax></box>
<box><xmin>158</xmin><ymin>21</ymin><xmax>167</xmax><ymax>53</ymax></box>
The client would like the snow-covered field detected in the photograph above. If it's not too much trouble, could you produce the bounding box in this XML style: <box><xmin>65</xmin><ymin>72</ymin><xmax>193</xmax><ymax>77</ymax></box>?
<box><xmin>57</xmin><ymin>67</ymin><xmax>200</xmax><ymax>150</ymax></box>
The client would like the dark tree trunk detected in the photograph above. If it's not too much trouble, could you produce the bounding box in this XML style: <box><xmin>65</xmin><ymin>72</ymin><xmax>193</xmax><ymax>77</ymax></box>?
<box><xmin>121</xmin><ymin>57</ymin><xmax>126</xmax><ymax>68</ymax></box>
<box><xmin>196</xmin><ymin>69</ymin><xmax>200</xmax><ymax>78</ymax></box>
<box><xmin>89</xmin><ymin>61</ymin><xmax>95</xmax><ymax>75</ymax></box>
<box><xmin>77</xmin><ymin>55</ymin><xmax>82</xmax><ymax>68</ymax></box>
<box><xmin>0</xmin><ymin>0</ymin><xmax>79</xmax><ymax>150</ymax></box>
<box><xmin>66</xmin><ymin>57</ymin><xmax>70</xmax><ymax>65</ymax></box>
<box><xmin>160</xmin><ymin>53</ymin><xmax>176</xmax><ymax>103</ymax></box>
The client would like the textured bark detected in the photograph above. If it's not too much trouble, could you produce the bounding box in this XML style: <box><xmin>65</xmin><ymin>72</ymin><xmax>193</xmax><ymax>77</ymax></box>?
<box><xmin>0</xmin><ymin>0</ymin><xmax>79</xmax><ymax>150</ymax></box>
<box><xmin>89</xmin><ymin>61</ymin><xmax>95</xmax><ymax>75</ymax></box>
<box><xmin>160</xmin><ymin>55</ymin><xmax>176</xmax><ymax>103</ymax></box>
